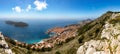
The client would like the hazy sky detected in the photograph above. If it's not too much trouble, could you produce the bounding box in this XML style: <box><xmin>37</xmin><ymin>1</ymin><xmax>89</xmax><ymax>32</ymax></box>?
<box><xmin>0</xmin><ymin>0</ymin><xmax>120</xmax><ymax>19</ymax></box>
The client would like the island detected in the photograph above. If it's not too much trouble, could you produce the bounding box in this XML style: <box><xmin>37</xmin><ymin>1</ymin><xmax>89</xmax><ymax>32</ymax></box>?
<box><xmin>5</xmin><ymin>20</ymin><xmax>28</xmax><ymax>27</ymax></box>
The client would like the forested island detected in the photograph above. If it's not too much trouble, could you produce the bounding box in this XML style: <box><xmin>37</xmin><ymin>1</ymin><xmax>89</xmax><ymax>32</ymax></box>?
<box><xmin>5</xmin><ymin>21</ymin><xmax>28</xmax><ymax>27</ymax></box>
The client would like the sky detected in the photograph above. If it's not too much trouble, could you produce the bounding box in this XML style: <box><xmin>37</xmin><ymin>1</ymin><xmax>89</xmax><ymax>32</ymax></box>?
<box><xmin>0</xmin><ymin>0</ymin><xmax>120</xmax><ymax>19</ymax></box>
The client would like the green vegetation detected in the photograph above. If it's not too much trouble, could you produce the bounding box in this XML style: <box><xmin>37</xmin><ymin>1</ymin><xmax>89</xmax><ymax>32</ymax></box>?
<box><xmin>67</xmin><ymin>46</ymin><xmax>77</xmax><ymax>54</ymax></box>
<box><xmin>65</xmin><ymin>37</ymin><xmax>75</xmax><ymax>43</ymax></box>
<box><xmin>55</xmin><ymin>51</ymin><xmax>61</xmax><ymax>54</ymax></box>
<box><xmin>77</xmin><ymin>12</ymin><xmax>112</xmax><ymax>45</ymax></box>
<box><xmin>5</xmin><ymin>37</ymin><xmax>16</xmax><ymax>45</ymax></box>
<box><xmin>78</xmin><ymin>35</ymin><xmax>84</xmax><ymax>43</ymax></box>
<box><xmin>0</xmin><ymin>37</ymin><xmax>2</xmax><ymax>40</ymax></box>
<box><xmin>108</xmin><ymin>15</ymin><xmax>120</xmax><ymax>24</ymax></box>
<box><xmin>77</xmin><ymin>21</ymin><xmax>93</xmax><ymax>35</ymax></box>
<box><xmin>27</xmin><ymin>50</ymin><xmax>32</xmax><ymax>54</ymax></box>
<box><xmin>26</xmin><ymin>45</ymin><xmax>31</xmax><ymax>50</ymax></box>
<box><xmin>40</xmin><ymin>47</ymin><xmax>52</xmax><ymax>51</ymax></box>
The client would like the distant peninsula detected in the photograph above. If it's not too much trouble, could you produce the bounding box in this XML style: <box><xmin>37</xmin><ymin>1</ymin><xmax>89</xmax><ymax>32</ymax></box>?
<box><xmin>5</xmin><ymin>20</ymin><xmax>28</xmax><ymax>27</ymax></box>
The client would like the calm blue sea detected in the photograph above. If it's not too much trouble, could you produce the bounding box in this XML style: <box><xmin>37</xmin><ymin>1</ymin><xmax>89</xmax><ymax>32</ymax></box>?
<box><xmin>0</xmin><ymin>18</ymin><xmax>82</xmax><ymax>44</ymax></box>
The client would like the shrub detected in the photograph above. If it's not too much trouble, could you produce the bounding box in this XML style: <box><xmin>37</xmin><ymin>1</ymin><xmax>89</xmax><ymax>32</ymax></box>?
<box><xmin>0</xmin><ymin>37</ymin><xmax>2</xmax><ymax>40</ymax></box>
<box><xmin>78</xmin><ymin>21</ymin><xmax>95</xmax><ymax>36</ymax></box>
<box><xmin>107</xmin><ymin>11</ymin><xmax>113</xmax><ymax>13</ymax></box>
<box><xmin>101</xmin><ymin>37</ymin><xmax>107</xmax><ymax>40</ymax></box>
<box><xmin>9</xmin><ymin>39</ymin><xmax>16</xmax><ymax>45</ymax></box>
<box><xmin>108</xmin><ymin>17</ymin><xmax>120</xmax><ymax>24</ymax></box>
<box><xmin>36</xmin><ymin>48</ymin><xmax>41</xmax><ymax>52</ymax></box>
<box><xmin>55</xmin><ymin>41</ymin><xmax>63</xmax><ymax>46</ymax></box>
<box><xmin>95</xmin><ymin>28</ymin><xmax>100</xmax><ymax>33</ymax></box>
<box><xmin>27</xmin><ymin>50</ymin><xmax>32</xmax><ymax>54</ymax></box>
<box><xmin>26</xmin><ymin>45</ymin><xmax>31</xmax><ymax>50</ymax></box>
<box><xmin>40</xmin><ymin>47</ymin><xmax>52</xmax><ymax>51</ymax></box>
<box><xmin>55</xmin><ymin>51</ymin><xmax>61</xmax><ymax>54</ymax></box>
<box><xmin>67</xmin><ymin>47</ymin><xmax>76</xmax><ymax>54</ymax></box>
<box><xmin>65</xmin><ymin>37</ymin><xmax>75</xmax><ymax>43</ymax></box>
<box><xmin>32</xmin><ymin>47</ymin><xmax>35</xmax><ymax>51</ymax></box>
<box><xmin>78</xmin><ymin>35</ymin><xmax>84</xmax><ymax>43</ymax></box>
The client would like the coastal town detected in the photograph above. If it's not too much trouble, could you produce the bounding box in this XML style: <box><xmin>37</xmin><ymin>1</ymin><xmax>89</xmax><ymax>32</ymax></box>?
<box><xmin>4</xmin><ymin>19</ymin><xmax>91</xmax><ymax>52</ymax></box>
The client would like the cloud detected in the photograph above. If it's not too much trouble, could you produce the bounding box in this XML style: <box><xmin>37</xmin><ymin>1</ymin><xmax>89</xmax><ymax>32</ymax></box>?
<box><xmin>34</xmin><ymin>0</ymin><xmax>47</xmax><ymax>11</ymax></box>
<box><xmin>12</xmin><ymin>6</ymin><xmax>22</xmax><ymax>13</ymax></box>
<box><xmin>26</xmin><ymin>5</ymin><xmax>32</xmax><ymax>12</ymax></box>
<box><xmin>12</xmin><ymin>0</ymin><xmax>48</xmax><ymax>13</ymax></box>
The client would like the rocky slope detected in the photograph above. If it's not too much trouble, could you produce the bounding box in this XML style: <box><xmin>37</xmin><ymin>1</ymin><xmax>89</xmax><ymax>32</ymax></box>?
<box><xmin>0</xmin><ymin>32</ymin><xmax>13</xmax><ymax>54</ymax></box>
<box><xmin>77</xmin><ymin>12</ymin><xmax>120</xmax><ymax>54</ymax></box>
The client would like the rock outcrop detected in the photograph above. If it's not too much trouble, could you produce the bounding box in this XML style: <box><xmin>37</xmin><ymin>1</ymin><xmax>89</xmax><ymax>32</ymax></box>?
<box><xmin>0</xmin><ymin>32</ymin><xmax>13</xmax><ymax>54</ymax></box>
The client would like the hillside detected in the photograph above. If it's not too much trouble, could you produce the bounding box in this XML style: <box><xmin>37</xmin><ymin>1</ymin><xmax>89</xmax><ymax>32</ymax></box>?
<box><xmin>0</xmin><ymin>11</ymin><xmax>119</xmax><ymax>54</ymax></box>
<box><xmin>77</xmin><ymin>12</ymin><xmax>120</xmax><ymax>54</ymax></box>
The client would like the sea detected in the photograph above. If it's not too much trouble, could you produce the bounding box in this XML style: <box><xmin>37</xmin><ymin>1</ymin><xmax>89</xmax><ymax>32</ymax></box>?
<box><xmin>0</xmin><ymin>18</ymin><xmax>83</xmax><ymax>44</ymax></box>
